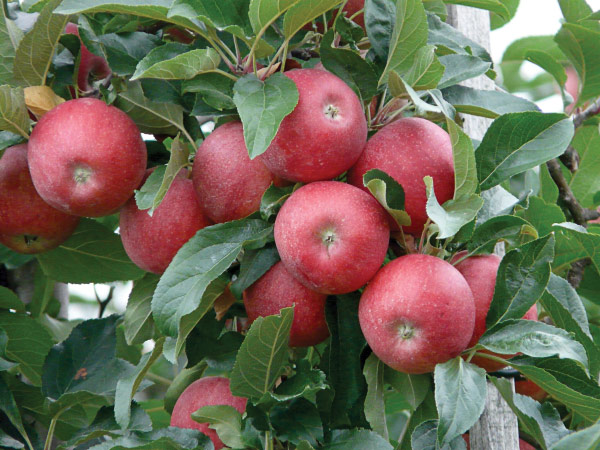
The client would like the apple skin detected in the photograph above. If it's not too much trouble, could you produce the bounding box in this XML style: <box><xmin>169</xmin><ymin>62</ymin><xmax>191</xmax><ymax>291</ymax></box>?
<box><xmin>274</xmin><ymin>181</ymin><xmax>389</xmax><ymax>295</ymax></box>
<box><xmin>243</xmin><ymin>261</ymin><xmax>329</xmax><ymax>347</ymax></box>
<box><xmin>119</xmin><ymin>169</ymin><xmax>211</xmax><ymax>274</ymax></box>
<box><xmin>28</xmin><ymin>98</ymin><xmax>147</xmax><ymax>217</ymax></box>
<box><xmin>515</xmin><ymin>379</ymin><xmax>548</xmax><ymax>402</ymax></box>
<box><xmin>193</xmin><ymin>121</ymin><xmax>277</xmax><ymax>223</ymax></box>
<box><xmin>340</xmin><ymin>0</ymin><xmax>365</xmax><ymax>28</ymax></box>
<box><xmin>259</xmin><ymin>69</ymin><xmax>367</xmax><ymax>183</ymax></box>
<box><xmin>451</xmin><ymin>251</ymin><xmax>539</xmax><ymax>372</ymax></box>
<box><xmin>358</xmin><ymin>254</ymin><xmax>475</xmax><ymax>374</ymax></box>
<box><xmin>65</xmin><ymin>23</ymin><xmax>111</xmax><ymax>93</ymax></box>
<box><xmin>0</xmin><ymin>144</ymin><xmax>80</xmax><ymax>254</ymax></box>
<box><xmin>347</xmin><ymin>117</ymin><xmax>454</xmax><ymax>236</ymax></box>
<box><xmin>170</xmin><ymin>376</ymin><xmax>247</xmax><ymax>450</ymax></box>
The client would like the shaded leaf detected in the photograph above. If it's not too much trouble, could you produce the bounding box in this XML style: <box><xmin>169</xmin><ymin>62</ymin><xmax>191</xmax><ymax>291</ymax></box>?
<box><xmin>363</xmin><ymin>169</ymin><xmax>410</xmax><ymax>227</ymax></box>
<box><xmin>192</xmin><ymin>405</ymin><xmax>244</xmax><ymax>449</ymax></box>
<box><xmin>363</xmin><ymin>353</ymin><xmax>388</xmax><ymax>439</ymax></box>
<box><xmin>132</xmin><ymin>46</ymin><xmax>221</xmax><ymax>81</ymax></box>
<box><xmin>441</xmin><ymin>85</ymin><xmax>539</xmax><ymax>118</ymax></box>
<box><xmin>0</xmin><ymin>85</ymin><xmax>30</xmax><ymax>138</ymax></box>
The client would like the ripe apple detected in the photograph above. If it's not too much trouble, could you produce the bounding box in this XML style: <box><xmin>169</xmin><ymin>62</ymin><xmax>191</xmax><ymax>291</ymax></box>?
<box><xmin>259</xmin><ymin>69</ymin><xmax>367</xmax><ymax>183</ymax></box>
<box><xmin>358</xmin><ymin>254</ymin><xmax>475</xmax><ymax>374</ymax></box>
<box><xmin>28</xmin><ymin>98</ymin><xmax>147</xmax><ymax>217</ymax></box>
<box><xmin>339</xmin><ymin>0</ymin><xmax>365</xmax><ymax>29</ymax></box>
<box><xmin>0</xmin><ymin>144</ymin><xmax>80</xmax><ymax>254</ymax></box>
<box><xmin>193</xmin><ymin>121</ymin><xmax>277</xmax><ymax>223</ymax></box>
<box><xmin>65</xmin><ymin>23</ymin><xmax>111</xmax><ymax>93</ymax></box>
<box><xmin>119</xmin><ymin>169</ymin><xmax>211</xmax><ymax>274</ymax></box>
<box><xmin>170</xmin><ymin>376</ymin><xmax>247</xmax><ymax>450</ymax></box>
<box><xmin>274</xmin><ymin>181</ymin><xmax>389</xmax><ymax>294</ymax></box>
<box><xmin>347</xmin><ymin>117</ymin><xmax>454</xmax><ymax>235</ymax></box>
<box><xmin>452</xmin><ymin>251</ymin><xmax>538</xmax><ymax>372</ymax></box>
<box><xmin>243</xmin><ymin>261</ymin><xmax>329</xmax><ymax>347</ymax></box>
<box><xmin>515</xmin><ymin>378</ymin><xmax>548</xmax><ymax>402</ymax></box>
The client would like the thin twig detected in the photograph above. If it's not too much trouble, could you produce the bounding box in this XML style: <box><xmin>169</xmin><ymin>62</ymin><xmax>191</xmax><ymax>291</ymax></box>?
<box><xmin>573</xmin><ymin>97</ymin><xmax>600</xmax><ymax>128</ymax></box>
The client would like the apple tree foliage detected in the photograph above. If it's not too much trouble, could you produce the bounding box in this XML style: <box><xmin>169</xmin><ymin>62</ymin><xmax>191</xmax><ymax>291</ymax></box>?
<box><xmin>1</xmin><ymin>0</ymin><xmax>600</xmax><ymax>449</ymax></box>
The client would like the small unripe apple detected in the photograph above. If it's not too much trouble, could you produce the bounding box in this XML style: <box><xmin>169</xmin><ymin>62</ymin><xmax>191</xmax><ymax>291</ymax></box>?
<box><xmin>259</xmin><ymin>69</ymin><xmax>367</xmax><ymax>182</ymax></box>
<box><xmin>274</xmin><ymin>181</ymin><xmax>389</xmax><ymax>294</ymax></box>
<box><xmin>452</xmin><ymin>251</ymin><xmax>538</xmax><ymax>372</ymax></box>
<box><xmin>170</xmin><ymin>376</ymin><xmax>247</xmax><ymax>450</ymax></box>
<box><xmin>65</xmin><ymin>23</ymin><xmax>111</xmax><ymax>93</ymax></box>
<box><xmin>359</xmin><ymin>254</ymin><xmax>475</xmax><ymax>374</ymax></box>
<box><xmin>119</xmin><ymin>169</ymin><xmax>212</xmax><ymax>274</ymax></box>
<box><xmin>348</xmin><ymin>117</ymin><xmax>454</xmax><ymax>235</ymax></box>
<box><xmin>193</xmin><ymin>121</ymin><xmax>276</xmax><ymax>223</ymax></box>
<box><xmin>243</xmin><ymin>261</ymin><xmax>329</xmax><ymax>347</ymax></box>
<box><xmin>0</xmin><ymin>144</ymin><xmax>80</xmax><ymax>254</ymax></box>
<box><xmin>28</xmin><ymin>98</ymin><xmax>147</xmax><ymax>217</ymax></box>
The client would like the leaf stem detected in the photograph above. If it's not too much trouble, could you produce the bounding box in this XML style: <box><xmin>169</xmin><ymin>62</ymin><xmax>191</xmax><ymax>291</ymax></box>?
<box><xmin>145</xmin><ymin>371</ymin><xmax>172</xmax><ymax>386</ymax></box>
<box><xmin>43</xmin><ymin>408</ymin><xmax>66</xmax><ymax>450</ymax></box>
<box><xmin>418</xmin><ymin>219</ymin><xmax>431</xmax><ymax>253</ymax></box>
<box><xmin>265</xmin><ymin>430</ymin><xmax>273</xmax><ymax>450</ymax></box>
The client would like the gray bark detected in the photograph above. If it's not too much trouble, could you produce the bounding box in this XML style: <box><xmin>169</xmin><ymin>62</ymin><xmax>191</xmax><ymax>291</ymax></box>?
<box><xmin>446</xmin><ymin>5</ymin><xmax>519</xmax><ymax>450</ymax></box>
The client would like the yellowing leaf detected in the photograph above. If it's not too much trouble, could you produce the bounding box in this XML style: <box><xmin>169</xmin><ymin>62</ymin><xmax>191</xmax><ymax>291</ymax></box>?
<box><xmin>24</xmin><ymin>86</ymin><xmax>64</xmax><ymax>118</ymax></box>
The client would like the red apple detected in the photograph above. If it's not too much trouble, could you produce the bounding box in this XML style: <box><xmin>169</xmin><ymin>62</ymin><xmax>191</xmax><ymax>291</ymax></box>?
<box><xmin>28</xmin><ymin>98</ymin><xmax>147</xmax><ymax>217</ymax></box>
<box><xmin>452</xmin><ymin>251</ymin><xmax>539</xmax><ymax>372</ymax></box>
<box><xmin>243</xmin><ymin>261</ymin><xmax>329</xmax><ymax>347</ymax></box>
<box><xmin>65</xmin><ymin>23</ymin><xmax>111</xmax><ymax>93</ymax></box>
<box><xmin>340</xmin><ymin>0</ymin><xmax>365</xmax><ymax>29</ymax></box>
<box><xmin>274</xmin><ymin>181</ymin><xmax>389</xmax><ymax>294</ymax></box>
<box><xmin>193</xmin><ymin>121</ymin><xmax>276</xmax><ymax>223</ymax></box>
<box><xmin>565</xmin><ymin>66</ymin><xmax>579</xmax><ymax>113</ymax></box>
<box><xmin>0</xmin><ymin>144</ymin><xmax>80</xmax><ymax>254</ymax></box>
<box><xmin>119</xmin><ymin>169</ymin><xmax>211</xmax><ymax>274</ymax></box>
<box><xmin>515</xmin><ymin>378</ymin><xmax>548</xmax><ymax>402</ymax></box>
<box><xmin>170</xmin><ymin>376</ymin><xmax>247</xmax><ymax>450</ymax></box>
<box><xmin>259</xmin><ymin>69</ymin><xmax>367</xmax><ymax>182</ymax></box>
<box><xmin>347</xmin><ymin>117</ymin><xmax>454</xmax><ymax>235</ymax></box>
<box><xmin>358</xmin><ymin>254</ymin><xmax>475</xmax><ymax>374</ymax></box>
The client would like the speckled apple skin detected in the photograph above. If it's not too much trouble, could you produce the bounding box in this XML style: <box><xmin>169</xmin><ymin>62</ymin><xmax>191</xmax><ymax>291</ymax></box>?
<box><xmin>358</xmin><ymin>254</ymin><xmax>475</xmax><ymax>374</ymax></box>
<box><xmin>170</xmin><ymin>377</ymin><xmax>247</xmax><ymax>450</ymax></box>
<box><xmin>452</xmin><ymin>251</ymin><xmax>538</xmax><ymax>372</ymax></box>
<box><xmin>65</xmin><ymin>23</ymin><xmax>111</xmax><ymax>92</ymax></box>
<box><xmin>193</xmin><ymin>121</ymin><xmax>275</xmax><ymax>223</ymax></box>
<box><xmin>274</xmin><ymin>181</ymin><xmax>389</xmax><ymax>295</ymax></box>
<box><xmin>120</xmin><ymin>169</ymin><xmax>211</xmax><ymax>274</ymax></box>
<box><xmin>28</xmin><ymin>98</ymin><xmax>147</xmax><ymax>217</ymax></box>
<box><xmin>0</xmin><ymin>144</ymin><xmax>80</xmax><ymax>254</ymax></box>
<box><xmin>259</xmin><ymin>69</ymin><xmax>367</xmax><ymax>182</ymax></box>
<box><xmin>243</xmin><ymin>262</ymin><xmax>329</xmax><ymax>347</ymax></box>
<box><xmin>347</xmin><ymin>117</ymin><xmax>454</xmax><ymax>235</ymax></box>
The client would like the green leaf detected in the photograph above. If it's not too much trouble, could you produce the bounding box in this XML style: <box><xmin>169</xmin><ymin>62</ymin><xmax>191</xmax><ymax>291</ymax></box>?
<box><xmin>115</xmin><ymin>81</ymin><xmax>185</xmax><ymax>136</ymax></box>
<box><xmin>152</xmin><ymin>218</ymin><xmax>272</xmax><ymax>338</ymax></box>
<box><xmin>399</xmin><ymin>390</ymin><xmax>438</xmax><ymax>450</ymax></box>
<box><xmin>435</xmin><ymin>358</ymin><xmax>486</xmax><ymax>448</ymax></box>
<box><xmin>491</xmin><ymin>377</ymin><xmax>569</xmax><ymax>449</ymax></box>
<box><xmin>115</xmin><ymin>337</ymin><xmax>165</xmax><ymax>429</ymax></box>
<box><xmin>555</xmin><ymin>23</ymin><xmax>600</xmax><ymax>106</ymax></box>
<box><xmin>379</xmin><ymin>0</ymin><xmax>428</xmax><ymax>84</ymax></box>
<box><xmin>426</xmin><ymin>12</ymin><xmax>491</xmax><ymax>62</ymax></box>
<box><xmin>264</xmin><ymin>359</ymin><xmax>328</xmax><ymax>403</ymax></box>
<box><xmin>550</xmin><ymin>422</ymin><xmax>600</xmax><ymax>450</ymax></box>
<box><xmin>0</xmin><ymin>5</ymin><xmax>21</xmax><ymax>85</ymax></box>
<box><xmin>558</xmin><ymin>0</ymin><xmax>594</xmax><ymax>24</ymax></box>
<box><xmin>0</xmin><ymin>286</ymin><xmax>24</xmax><ymax>312</ymax></box>
<box><xmin>365</xmin><ymin>0</ymin><xmax>396</xmax><ymax>60</ymax></box>
<box><xmin>363</xmin><ymin>169</ymin><xmax>411</xmax><ymax>227</ymax></box>
<box><xmin>320</xmin><ymin>29</ymin><xmax>378</xmax><ymax>100</ymax></box>
<box><xmin>192</xmin><ymin>405</ymin><xmax>244</xmax><ymax>449</ymax></box>
<box><xmin>525</xmin><ymin>50</ymin><xmax>568</xmax><ymax>97</ymax></box>
<box><xmin>490</xmin><ymin>0</ymin><xmax>518</xmax><ymax>29</ymax></box>
<box><xmin>486</xmin><ymin>235</ymin><xmax>554</xmax><ymax>327</ymax></box>
<box><xmin>476</xmin><ymin>112</ymin><xmax>574</xmax><ymax>190</ymax></box>
<box><xmin>515</xmin><ymin>196</ymin><xmax>565</xmax><ymax>238</ymax></box>
<box><xmin>37</xmin><ymin>219</ymin><xmax>144</xmax><ymax>284</ymax></box>
<box><xmin>260</xmin><ymin>183</ymin><xmax>296</xmax><ymax>221</ymax></box>
<box><xmin>437</xmin><ymin>54</ymin><xmax>491</xmax><ymax>89</ymax></box>
<box><xmin>0</xmin><ymin>328</ymin><xmax>17</xmax><ymax>372</ymax></box>
<box><xmin>233</xmin><ymin>73</ymin><xmax>299</xmax><ymax>159</ymax></box>
<box><xmin>542</xmin><ymin>274</ymin><xmax>600</xmax><ymax>377</ymax></box>
<box><xmin>132</xmin><ymin>46</ymin><xmax>221</xmax><ymax>81</ymax></box>
<box><xmin>169</xmin><ymin>0</ymin><xmax>252</xmax><ymax>38</ymax></box>
<box><xmin>0</xmin><ymin>311</ymin><xmax>53</xmax><ymax>386</ymax></box>
<box><xmin>230</xmin><ymin>307</ymin><xmax>293</xmax><ymax>400</ymax></box>
<box><xmin>553</xmin><ymin>223</ymin><xmax>600</xmax><ymax>273</ymax></box>
<box><xmin>230</xmin><ymin>246</ymin><xmax>280</xmax><ymax>299</ymax></box>
<box><xmin>248</xmin><ymin>0</ymin><xmax>301</xmax><ymax>34</ymax></box>
<box><xmin>441</xmin><ymin>85</ymin><xmax>539</xmax><ymax>118</ymax></box>
<box><xmin>447</xmin><ymin>117</ymin><xmax>478</xmax><ymax>199</ymax></box>
<box><xmin>0</xmin><ymin>86</ymin><xmax>30</xmax><ymax>138</ymax></box>
<box><xmin>425</xmin><ymin>177</ymin><xmax>483</xmax><ymax>240</ymax></box>
<box><xmin>384</xmin><ymin>368</ymin><xmax>431</xmax><ymax>411</ymax></box>
<box><xmin>321</xmin><ymin>294</ymin><xmax>368</xmax><ymax>428</ymax></box>
<box><xmin>13</xmin><ymin>0</ymin><xmax>70</xmax><ymax>86</ymax></box>
<box><xmin>403</xmin><ymin>44</ymin><xmax>445</xmax><ymax>90</ymax></box>
<box><xmin>182</xmin><ymin>73</ymin><xmax>235</xmax><ymax>110</ymax></box>
<box><xmin>411</xmin><ymin>420</ymin><xmax>467</xmax><ymax>450</ymax></box>
<box><xmin>568</xmin><ymin>126</ymin><xmax>600</xmax><ymax>208</ymax></box>
<box><xmin>363</xmin><ymin>354</ymin><xmax>388</xmax><ymax>440</ymax></box>
<box><xmin>0</xmin><ymin>377</ymin><xmax>31</xmax><ymax>450</ymax></box>
<box><xmin>479</xmin><ymin>319</ymin><xmax>588</xmax><ymax>368</ymax></box>
<box><xmin>270</xmin><ymin>398</ymin><xmax>324</xmax><ymax>446</ymax></box>
<box><xmin>444</xmin><ymin>0</ymin><xmax>509</xmax><ymax>18</ymax></box>
<box><xmin>135</xmin><ymin>138</ymin><xmax>190</xmax><ymax>215</ymax></box>
<box><xmin>282</xmin><ymin>0</ymin><xmax>343</xmax><ymax>39</ymax></box>
<box><xmin>84</xmin><ymin>427</ymin><xmax>213</xmax><ymax>450</ymax></box>
<box><xmin>163</xmin><ymin>361</ymin><xmax>207</xmax><ymax>414</ymax></box>
<box><xmin>468</xmin><ymin>215</ymin><xmax>536</xmax><ymax>254</ymax></box>
<box><xmin>323</xmin><ymin>429</ymin><xmax>393</xmax><ymax>450</ymax></box>
<box><xmin>123</xmin><ymin>274</ymin><xmax>159</xmax><ymax>346</ymax></box>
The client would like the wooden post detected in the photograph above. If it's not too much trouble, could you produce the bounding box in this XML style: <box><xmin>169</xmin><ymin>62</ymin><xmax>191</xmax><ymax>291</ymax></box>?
<box><xmin>446</xmin><ymin>5</ymin><xmax>520</xmax><ymax>450</ymax></box>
